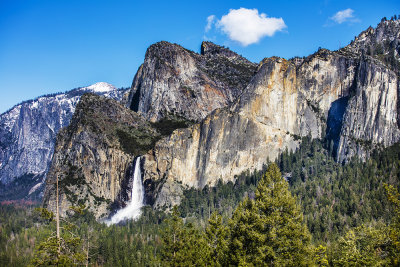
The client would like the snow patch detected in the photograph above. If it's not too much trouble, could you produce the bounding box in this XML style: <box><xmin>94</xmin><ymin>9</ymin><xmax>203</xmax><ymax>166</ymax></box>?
<box><xmin>1</xmin><ymin>105</ymin><xmax>21</xmax><ymax>130</ymax></box>
<box><xmin>84</xmin><ymin>82</ymin><xmax>116</xmax><ymax>93</ymax></box>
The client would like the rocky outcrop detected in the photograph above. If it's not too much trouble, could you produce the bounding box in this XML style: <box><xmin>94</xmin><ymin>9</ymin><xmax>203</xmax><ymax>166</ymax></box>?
<box><xmin>144</xmin><ymin>31</ymin><xmax>400</xmax><ymax>208</ymax></box>
<box><xmin>0</xmin><ymin>82</ymin><xmax>128</xmax><ymax>199</ymax></box>
<box><xmin>43</xmin><ymin>19</ymin><xmax>400</xmax><ymax>213</ymax></box>
<box><xmin>43</xmin><ymin>94</ymin><xmax>160</xmax><ymax>218</ymax></box>
<box><xmin>337</xmin><ymin>57</ymin><xmax>400</xmax><ymax>162</ymax></box>
<box><xmin>346</xmin><ymin>18</ymin><xmax>400</xmax><ymax>69</ymax></box>
<box><xmin>127</xmin><ymin>41</ymin><xmax>257</xmax><ymax>122</ymax></box>
<box><xmin>143</xmin><ymin>50</ymin><xmax>363</xmax><ymax>208</ymax></box>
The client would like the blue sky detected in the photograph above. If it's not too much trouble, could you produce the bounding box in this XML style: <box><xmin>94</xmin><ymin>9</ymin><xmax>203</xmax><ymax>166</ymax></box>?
<box><xmin>0</xmin><ymin>0</ymin><xmax>399</xmax><ymax>113</ymax></box>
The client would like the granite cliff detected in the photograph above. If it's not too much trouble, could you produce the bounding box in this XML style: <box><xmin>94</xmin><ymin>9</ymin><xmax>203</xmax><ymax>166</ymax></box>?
<box><xmin>43</xmin><ymin>42</ymin><xmax>257</xmax><ymax>217</ymax></box>
<box><xmin>43</xmin><ymin>18</ymin><xmax>400</xmax><ymax>216</ymax></box>
<box><xmin>127</xmin><ymin>41</ymin><xmax>257</xmax><ymax>122</ymax></box>
<box><xmin>142</xmin><ymin>20</ymin><xmax>400</xmax><ymax>208</ymax></box>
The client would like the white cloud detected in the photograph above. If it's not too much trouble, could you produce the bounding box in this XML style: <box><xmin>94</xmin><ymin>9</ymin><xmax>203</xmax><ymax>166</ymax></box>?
<box><xmin>215</xmin><ymin>8</ymin><xmax>286</xmax><ymax>46</ymax></box>
<box><xmin>330</xmin><ymin>8</ymin><xmax>355</xmax><ymax>24</ymax></box>
<box><xmin>205</xmin><ymin>15</ymin><xmax>216</xmax><ymax>32</ymax></box>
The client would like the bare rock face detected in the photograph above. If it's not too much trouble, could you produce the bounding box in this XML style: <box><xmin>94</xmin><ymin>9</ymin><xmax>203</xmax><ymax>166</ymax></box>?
<box><xmin>43</xmin><ymin>94</ymin><xmax>160</xmax><ymax>218</ymax></box>
<box><xmin>346</xmin><ymin>19</ymin><xmax>400</xmax><ymax>66</ymax></box>
<box><xmin>127</xmin><ymin>41</ymin><xmax>257</xmax><ymax>122</ymax></box>
<box><xmin>143</xmin><ymin>51</ymin><xmax>362</xmax><ymax>208</ymax></box>
<box><xmin>143</xmin><ymin>18</ymin><xmax>400</xmax><ymax>207</ymax></box>
<box><xmin>337</xmin><ymin>57</ymin><xmax>400</xmax><ymax>162</ymax></box>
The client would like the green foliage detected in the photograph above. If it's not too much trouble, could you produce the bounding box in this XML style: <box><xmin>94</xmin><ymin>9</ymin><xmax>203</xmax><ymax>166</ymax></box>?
<box><xmin>160</xmin><ymin>207</ymin><xmax>207</xmax><ymax>266</ymax></box>
<box><xmin>151</xmin><ymin>113</ymin><xmax>194</xmax><ymax>136</ymax></box>
<box><xmin>117</xmin><ymin>113</ymin><xmax>194</xmax><ymax>155</ymax></box>
<box><xmin>178</xmin><ymin>168</ymin><xmax>265</xmax><ymax>222</ymax></box>
<box><xmin>228</xmin><ymin>164</ymin><xmax>313</xmax><ymax>266</ymax></box>
<box><xmin>0</xmin><ymin>204</ymin><xmax>166</xmax><ymax>266</ymax></box>
<box><xmin>384</xmin><ymin>184</ymin><xmax>400</xmax><ymax>265</ymax></box>
<box><xmin>279</xmin><ymin>137</ymin><xmax>400</xmax><ymax>242</ymax></box>
<box><xmin>204</xmin><ymin>212</ymin><xmax>229</xmax><ymax>266</ymax></box>
<box><xmin>29</xmin><ymin>206</ymin><xmax>86</xmax><ymax>266</ymax></box>
<box><xmin>116</xmin><ymin>126</ymin><xmax>159</xmax><ymax>155</ymax></box>
<box><xmin>2</xmin><ymin>137</ymin><xmax>400</xmax><ymax>266</ymax></box>
<box><xmin>177</xmin><ymin>137</ymin><xmax>400</xmax><ymax>244</ymax></box>
<box><xmin>314</xmin><ymin>245</ymin><xmax>329</xmax><ymax>266</ymax></box>
<box><xmin>29</xmin><ymin>233</ymin><xmax>85</xmax><ymax>266</ymax></box>
<box><xmin>331</xmin><ymin>224</ymin><xmax>391</xmax><ymax>266</ymax></box>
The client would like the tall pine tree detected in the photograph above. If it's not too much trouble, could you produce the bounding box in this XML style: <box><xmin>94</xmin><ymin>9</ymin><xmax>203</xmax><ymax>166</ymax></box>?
<box><xmin>228</xmin><ymin>163</ymin><xmax>313</xmax><ymax>266</ymax></box>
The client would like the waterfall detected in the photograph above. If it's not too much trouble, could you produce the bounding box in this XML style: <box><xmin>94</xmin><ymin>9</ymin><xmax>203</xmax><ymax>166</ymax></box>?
<box><xmin>107</xmin><ymin>156</ymin><xmax>144</xmax><ymax>225</ymax></box>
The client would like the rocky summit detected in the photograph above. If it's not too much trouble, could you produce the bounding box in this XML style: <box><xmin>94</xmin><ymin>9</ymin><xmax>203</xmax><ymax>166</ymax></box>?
<box><xmin>127</xmin><ymin>41</ymin><xmax>257</xmax><ymax>122</ymax></box>
<box><xmin>39</xmin><ymin>18</ymin><xmax>400</xmax><ymax>217</ymax></box>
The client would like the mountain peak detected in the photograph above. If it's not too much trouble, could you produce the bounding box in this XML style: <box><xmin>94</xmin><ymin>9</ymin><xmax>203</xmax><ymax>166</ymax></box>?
<box><xmin>344</xmin><ymin>16</ymin><xmax>400</xmax><ymax>72</ymax></box>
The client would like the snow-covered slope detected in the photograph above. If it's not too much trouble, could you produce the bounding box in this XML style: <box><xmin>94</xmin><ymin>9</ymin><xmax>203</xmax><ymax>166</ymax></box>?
<box><xmin>0</xmin><ymin>82</ymin><xmax>129</xmax><ymax>199</ymax></box>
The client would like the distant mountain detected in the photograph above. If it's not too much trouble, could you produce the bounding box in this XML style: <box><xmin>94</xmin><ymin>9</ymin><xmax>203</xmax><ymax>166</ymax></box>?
<box><xmin>0</xmin><ymin>82</ymin><xmax>129</xmax><ymax>200</ymax></box>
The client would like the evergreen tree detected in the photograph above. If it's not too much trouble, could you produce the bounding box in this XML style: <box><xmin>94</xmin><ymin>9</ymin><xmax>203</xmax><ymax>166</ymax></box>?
<box><xmin>205</xmin><ymin>212</ymin><xmax>229</xmax><ymax>266</ymax></box>
<box><xmin>331</xmin><ymin>224</ymin><xmax>390</xmax><ymax>266</ymax></box>
<box><xmin>384</xmin><ymin>183</ymin><xmax>400</xmax><ymax>265</ymax></box>
<box><xmin>228</xmin><ymin>163</ymin><xmax>313</xmax><ymax>266</ymax></box>
<box><xmin>29</xmin><ymin>207</ymin><xmax>86</xmax><ymax>266</ymax></box>
<box><xmin>161</xmin><ymin>207</ymin><xmax>207</xmax><ymax>266</ymax></box>
<box><xmin>313</xmin><ymin>245</ymin><xmax>329</xmax><ymax>266</ymax></box>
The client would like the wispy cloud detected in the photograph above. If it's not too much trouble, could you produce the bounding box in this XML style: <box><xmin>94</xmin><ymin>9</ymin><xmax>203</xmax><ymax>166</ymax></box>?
<box><xmin>330</xmin><ymin>8</ymin><xmax>358</xmax><ymax>24</ymax></box>
<box><xmin>205</xmin><ymin>15</ymin><xmax>216</xmax><ymax>32</ymax></box>
<box><xmin>205</xmin><ymin>8</ymin><xmax>286</xmax><ymax>46</ymax></box>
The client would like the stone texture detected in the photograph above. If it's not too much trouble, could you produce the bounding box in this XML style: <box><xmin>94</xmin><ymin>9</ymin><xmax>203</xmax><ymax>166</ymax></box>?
<box><xmin>337</xmin><ymin>57</ymin><xmax>400</xmax><ymax>162</ymax></box>
<box><xmin>143</xmin><ymin>51</ymin><xmax>362</xmax><ymax>208</ymax></box>
<box><xmin>42</xmin><ymin>94</ymin><xmax>160</xmax><ymax>219</ymax></box>
<box><xmin>143</xmin><ymin>23</ymin><xmax>400</xmax><ymax>206</ymax></box>
<box><xmin>127</xmin><ymin>41</ymin><xmax>257</xmax><ymax>122</ymax></box>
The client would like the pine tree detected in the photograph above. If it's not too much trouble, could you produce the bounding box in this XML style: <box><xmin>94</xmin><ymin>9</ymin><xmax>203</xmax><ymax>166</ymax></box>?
<box><xmin>29</xmin><ymin>207</ymin><xmax>86</xmax><ymax>266</ymax></box>
<box><xmin>161</xmin><ymin>207</ymin><xmax>207</xmax><ymax>266</ymax></box>
<box><xmin>384</xmin><ymin>183</ymin><xmax>400</xmax><ymax>265</ymax></box>
<box><xmin>332</xmin><ymin>224</ymin><xmax>390</xmax><ymax>266</ymax></box>
<box><xmin>29</xmin><ymin>175</ymin><xmax>86</xmax><ymax>266</ymax></box>
<box><xmin>228</xmin><ymin>163</ymin><xmax>313</xmax><ymax>266</ymax></box>
<box><xmin>314</xmin><ymin>245</ymin><xmax>329</xmax><ymax>266</ymax></box>
<box><xmin>205</xmin><ymin>212</ymin><xmax>229</xmax><ymax>266</ymax></box>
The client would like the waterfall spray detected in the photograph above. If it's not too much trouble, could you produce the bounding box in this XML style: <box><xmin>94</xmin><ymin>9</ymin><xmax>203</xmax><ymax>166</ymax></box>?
<box><xmin>107</xmin><ymin>156</ymin><xmax>144</xmax><ymax>225</ymax></box>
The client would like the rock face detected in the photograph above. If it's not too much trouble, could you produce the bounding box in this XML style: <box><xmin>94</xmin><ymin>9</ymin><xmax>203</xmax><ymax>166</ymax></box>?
<box><xmin>347</xmin><ymin>18</ymin><xmax>400</xmax><ymax>65</ymax></box>
<box><xmin>43</xmin><ymin>18</ymin><xmax>400</xmax><ymax>214</ymax></box>
<box><xmin>142</xmin><ymin>51</ymin><xmax>360</xmax><ymax>208</ymax></box>
<box><xmin>336</xmin><ymin>57</ymin><xmax>400</xmax><ymax>161</ymax></box>
<box><xmin>0</xmin><ymin>82</ymin><xmax>128</xmax><ymax>199</ymax></box>
<box><xmin>43</xmin><ymin>94</ymin><xmax>160</xmax><ymax>218</ymax></box>
<box><xmin>142</xmin><ymin>19</ymin><xmax>400</xmax><ymax>207</ymax></box>
<box><xmin>127</xmin><ymin>41</ymin><xmax>257</xmax><ymax>122</ymax></box>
